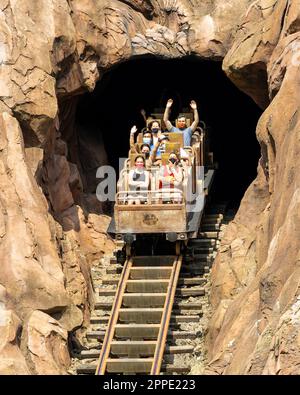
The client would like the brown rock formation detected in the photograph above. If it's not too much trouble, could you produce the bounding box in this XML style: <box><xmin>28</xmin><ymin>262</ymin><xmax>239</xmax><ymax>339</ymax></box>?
<box><xmin>0</xmin><ymin>0</ymin><xmax>299</xmax><ymax>374</ymax></box>
<box><xmin>21</xmin><ymin>310</ymin><xmax>70</xmax><ymax>374</ymax></box>
<box><xmin>0</xmin><ymin>112</ymin><xmax>69</xmax><ymax>317</ymax></box>
<box><xmin>0</xmin><ymin>304</ymin><xmax>29</xmax><ymax>374</ymax></box>
<box><xmin>207</xmin><ymin>2</ymin><xmax>300</xmax><ymax>374</ymax></box>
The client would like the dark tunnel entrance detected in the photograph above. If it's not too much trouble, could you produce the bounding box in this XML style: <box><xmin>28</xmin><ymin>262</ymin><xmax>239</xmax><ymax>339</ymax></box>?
<box><xmin>75</xmin><ymin>56</ymin><xmax>262</xmax><ymax>211</ymax></box>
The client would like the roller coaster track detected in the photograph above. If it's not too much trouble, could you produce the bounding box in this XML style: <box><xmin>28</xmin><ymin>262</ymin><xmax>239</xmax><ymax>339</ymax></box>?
<box><xmin>75</xmin><ymin>206</ymin><xmax>227</xmax><ymax>375</ymax></box>
<box><xmin>95</xmin><ymin>255</ymin><xmax>182</xmax><ymax>374</ymax></box>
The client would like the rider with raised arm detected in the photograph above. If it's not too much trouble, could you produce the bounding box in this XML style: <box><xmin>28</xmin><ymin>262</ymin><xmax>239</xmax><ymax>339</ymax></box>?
<box><xmin>130</xmin><ymin>125</ymin><xmax>153</xmax><ymax>153</ymax></box>
<box><xmin>163</xmin><ymin>99</ymin><xmax>199</xmax><ymax>147</ymax></box>
<box><xmin>130</xmin><ymin>123</ymin><xmax>166</xmax><ymax>159</ymax></box>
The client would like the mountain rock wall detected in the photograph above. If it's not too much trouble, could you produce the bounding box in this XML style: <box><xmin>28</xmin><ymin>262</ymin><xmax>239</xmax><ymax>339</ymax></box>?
<box><xmin>0</xmin><ymin>0</ymin><xmax>299</xmax><ymax>374</ymax></box>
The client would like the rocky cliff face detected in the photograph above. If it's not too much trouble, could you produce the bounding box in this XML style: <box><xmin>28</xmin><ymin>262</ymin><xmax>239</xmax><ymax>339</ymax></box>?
<box><xmin>207</xmin><ymin>2</ymin><xmax>300</xmax><ymax>373</ymax></box>
<box><xmin>0</xmin><ymin>0</ymin><xmax>299</xmax><ymax>374</ymax></box>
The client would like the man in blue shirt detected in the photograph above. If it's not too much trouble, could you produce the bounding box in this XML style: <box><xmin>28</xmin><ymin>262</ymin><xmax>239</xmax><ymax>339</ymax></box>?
<box><xmin>163</xmin><ymin>99</ymin><xmax>199</xmax><ymax>146</ymax></box>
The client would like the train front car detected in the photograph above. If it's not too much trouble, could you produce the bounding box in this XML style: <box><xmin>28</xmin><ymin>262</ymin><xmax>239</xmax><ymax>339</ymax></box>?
<box><xmin>107</xmin><ymin>112</ymin><xmax>215</xmax><ymax>257</ymax></box>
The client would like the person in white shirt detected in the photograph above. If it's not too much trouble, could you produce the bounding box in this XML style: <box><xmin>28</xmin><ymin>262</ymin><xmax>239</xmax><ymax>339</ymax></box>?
<box><xmin>128</xmin><ymin>155</ymin><xmax>150</xmax><ymax>204</ymax></box>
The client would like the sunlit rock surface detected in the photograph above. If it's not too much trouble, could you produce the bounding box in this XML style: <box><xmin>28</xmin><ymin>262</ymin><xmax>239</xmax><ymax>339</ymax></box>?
<box><xmin>0</xmin><ymin>0</ymin><xmax>299</xmax><ymax>374</ymax></box>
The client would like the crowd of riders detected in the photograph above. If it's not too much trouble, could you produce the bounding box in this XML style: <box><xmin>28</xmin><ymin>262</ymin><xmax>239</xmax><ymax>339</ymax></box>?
<box><xmin>127</xmin><ymin>99</ymin><xmax>199</xmax><ymax>204</ymax></box>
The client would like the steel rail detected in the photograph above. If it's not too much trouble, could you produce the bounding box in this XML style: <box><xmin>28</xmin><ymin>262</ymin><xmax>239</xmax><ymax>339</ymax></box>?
<box><xmin>95</xmin><ymin>255</ymin><xmax>182</xmax><ymax>375</ymax></box>
<box><xmin>150</xmin><ymin>255</ymin><xmax>182</xmax><ymax>375</ymax></box>
<box><xmin>95</xmin><ymin>258</ymin><xmax>133</xmax><ymax>375</ymax></box>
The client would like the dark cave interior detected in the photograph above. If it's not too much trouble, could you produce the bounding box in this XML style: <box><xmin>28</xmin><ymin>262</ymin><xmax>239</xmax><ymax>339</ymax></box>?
<box><xmin>75</xmin><ymin>56</ymin><xmax>262</xmax><ymax>210</ymax></box>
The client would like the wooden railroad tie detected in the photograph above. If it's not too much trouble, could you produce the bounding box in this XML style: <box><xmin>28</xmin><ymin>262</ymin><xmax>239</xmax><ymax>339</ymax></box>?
<box><xmin>94</xmin><ymin>256</ymin><xmax>184</xmax><ymax>375</ymax></box>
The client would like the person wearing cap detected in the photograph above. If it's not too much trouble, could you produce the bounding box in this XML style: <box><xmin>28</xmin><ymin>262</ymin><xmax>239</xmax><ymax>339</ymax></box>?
<box><xmin>149</xmin><ymin>135</ymin><xmax>169</xmax><ymax>167</ymax></box>
<box><xmin>163</xmin><ymin>99</ymin><xmax>199</xmax><ymax>146</ymax></box>
<box><xmin>179</xmin><ymin>147</ymin><xmax>191</xmax><ymax>178</ymax></box>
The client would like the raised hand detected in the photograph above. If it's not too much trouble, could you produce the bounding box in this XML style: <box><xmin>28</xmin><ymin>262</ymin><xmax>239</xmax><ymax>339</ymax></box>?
<box><xmin>166</xmin><ymin>99</ymin><xmax>173</xmax><ymax>108</ymax></box>
<box><xmin>130</xmin><ymin>125</ymin><xmax>138</xmax><ymax>135</ymax></box>
<box><xmin>190</xmin><ymin>100</ymin><xmax>197</xmax><ymax>110</ymax></box>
